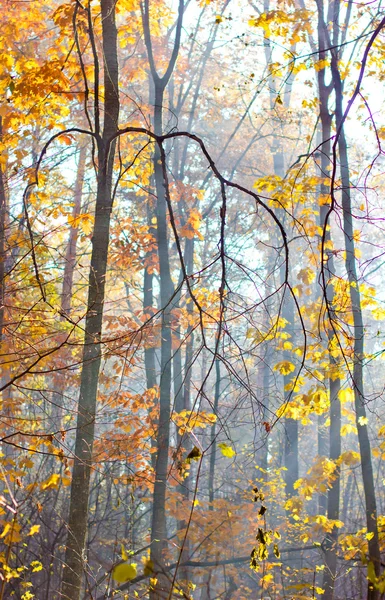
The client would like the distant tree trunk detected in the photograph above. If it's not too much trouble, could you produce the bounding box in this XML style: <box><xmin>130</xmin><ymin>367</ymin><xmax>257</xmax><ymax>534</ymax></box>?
<box><xmin>142</xmin><ymin>1</ymin><xmax>184</xmax><ymax>595</ymax></box>
<box><xmin>61</xmin><ymin>141</ymin><xmax>87</xmax><ymax>316</ymax></box>
<box><xmin>0</xmin><ymin>117</ymin><xmax>5</xmax><ymax>343</ymax></box>
<box><xmin>316</xmin><ymin>21</ymin><xmax>342</xmax><ymax>597</ymax></box>
<box><xmin>332</xmin><ymin>55</ymin><xmax>381</xmax><ymax>598</ymax></box>
<box><xmin>144</xmin><ymin>199</ymin><xmax>158</xmax><ymax>468</ymax></box>
<box><xmin>260</xmin><ymin>357</ymin><xmax>270</xmax><ymax>476</ymax></box>
<box><xmin>263</xmin><ymin>22</ymin><xmax>299</xmax><ymax>498</ymax></box>
<box><xmin>317</xmin><ymin>412</ymin><xmax>328</xmax><ymax>513</ymax></box>
<box><xmin>283</xmin><ymin>305</ymin><xmax>298</xmax><ymax>499</ymax></box>
<box><xmin>177</xmin><ymin>236</ymin><xmax>194</xmax><ymax>590</ymax></box>
<box><xmin>209</xmin><ymin>357</ymin><xmax>220</xmax><ymax>505</ymax></box>
<box><xmin>200</xmin><ymin>357</ymin><xmax>221</xmax><ymax>600</ymax></box>
<box><xmin>268</xmin><ymin>115</ymin><xmax>299</xmax><ymax>502</ymax></box>
<box><xmin>144</xmin><ymin>78</ymin><xmax>158</xmax><ymax>407</ymax></box>
<box><xmin>148</xmin><ymin>82</ymin><xmax>175</xmax><ymax>598</ymax></box>
<box><xmin>61</xmin><ymin>1</ymin><xmax>119</xmax><ymax>598</ymax></box>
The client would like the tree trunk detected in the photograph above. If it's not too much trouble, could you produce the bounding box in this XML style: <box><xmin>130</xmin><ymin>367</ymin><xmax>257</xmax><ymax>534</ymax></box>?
<box><xmin>61</xmin><ymin>141</ymin><xmax>87</xmax><ymax>316</ymax></box>
<box><xmin>0</xmin><ymin>117</ymin><xmax>5</xmax><ymax>343</ymax></box>
<box><xmin>200</xmin><ymin>358</ymin><xmax>221</xmax><ymax>600</ymax></box>
<box><xmin>209</xmin><ymin>358</ymin><xmax>220</xmax><ymax>506</ymax></box>
<box><xmin>61</xmin><ymin>1</ymin><xmax>119</xmax><ymax>598</ymax></box>
<box><xmin>141</xmin><ymin>1</ymin><xmax>184</xmax><ymax>595</ymax></box>
<box><xmin>148</xmin><ymin>78</ymin><xmax>175</xmax><ymax>599</ymax></box>
<box><xmin>314</xmin><ymin>18</ymin><xmax>342</xmax><ymax>593</ymax></box>
<box><xmin>332</xmin><ymin>56</ymin><xmax>381</xmax><ymax>598</ymax></box>
<box><xmin>176</xmin><ymin>236</ymin><xmax>194</xmax><ymax>591</ymax></box>
<box><xmin>263</xmin><ymin>24</ymin><xmax>299</xmax><ymax>498</ymax></box>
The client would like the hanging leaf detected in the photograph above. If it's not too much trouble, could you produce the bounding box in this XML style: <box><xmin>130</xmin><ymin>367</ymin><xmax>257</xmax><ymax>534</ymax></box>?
<box><xmin>218</xmin><ymin>443</ymin><xmax>236</xmax><ymax>458</ymax></box>
<box><xmin>186</xmin><ymin>446</ymin><xmax>202</xmax><ymax>463</ymax></box>
<box><xmin>112</xmin><ymin>562</ymin><xmax>137</xmax><ymax>583</ymax></box>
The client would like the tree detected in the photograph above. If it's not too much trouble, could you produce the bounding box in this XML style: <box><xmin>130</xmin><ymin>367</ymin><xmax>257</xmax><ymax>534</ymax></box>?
<box><xmin>61</xmin><ymin>1</ymin><xmax>120</xmax><ymax>597</ymax></box>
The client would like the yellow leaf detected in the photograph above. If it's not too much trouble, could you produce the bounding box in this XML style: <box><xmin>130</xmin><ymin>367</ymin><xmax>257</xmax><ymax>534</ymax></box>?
<box><xmin>0</xmin><ymin>523</ymin><xmax>11</xmax><ymax>539</ymax></box>
<box><xmin>142</xmin><ymin>557</ymin><xmax>154</xmax><ymax>576</ymax></box>
<box><xmin>340</xmin><ymin>451</ymin><xmax>360</xmax><ymax>465</ymax></box>
<box><xmin>30</xmin><ymin>561</ymin><xmax>43</xmax><ymax>573</ymax></box>
<box><xmin>112</xmin><ymin>563</ymin><xmax>137</xmax><ymax>583</ymax></box>
<box><xmin>372</xmin><ymin>307</ymin><xmax>385</xmax><ymax>321</ymax></box>
<box><xmin>121</xmin><ymin>544</ymin><xmax>128</xmax><ymax>561</ymax></box>
<box><xmin>68</xmin><ymin>213</ymin><xmax>94</xmax><ymax>235</ymax></box>
<box><xmin>358</xmin><ymin>416</ymin><xmax>368</xmax><ymax>426</ymax></box>
<box><xmin>297</xmin><ymin>267</ymin><xmax>316</xmax><ymax>285</ymax></box>
<box><xmin>218</xmin><ymin>443</ymin><xmax>236</xmax><ymax>458</ymax></box>
<box><xmin>273</xmin><ymin>361</ymin><xmax>295</xmax><ymax>376</ymax></box>
<box><xmin>338</xmin><ymin>388</ymin><xmax>354</xmax><ymax>403</ymax></box>
<box><xmin>41</xmin><ymin>474</ymin><xmax>61</xmax><ymax>490</ymax></box>
<box><xmin>27</xmin><ymin>525</ymin><xmax>40</xmax><ymax>536</ymax></box>
<box><xmin>341</xmin><ymin>424</ymin><xmax>357</xmax><ymax>436</ymax></box>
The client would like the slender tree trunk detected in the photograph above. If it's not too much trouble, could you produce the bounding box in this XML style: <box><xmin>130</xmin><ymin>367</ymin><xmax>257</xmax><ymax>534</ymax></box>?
<box><xmin>283</xmin><ymin>321</ymin><xmax>299</xmax><ymax>498</ymax></box>
<box><xmin>176</xmin><ymin>236</ymin><xmax>194</xmax><ymax>590</ymax></box>
<box><xmin>144</xmin><ymin>198</ymin><xmax>158</xmax><ymax>468</ymax></box>
<box><xmin>149</xmin><ymin>83</ymin><xmax>175</xmax><ymax>598</ymax></box>
<box><xmin>61</xmin><ymin>141</ymin><xmax>87</xmax><ymax>315</ymax></box>
<box><xmin>61</xmin><ymin>2</ymin><xmax>119</xmax><ymax>598</ymax></box>
<box><xmin>317</xmin><ymin>412</ymin><xmax>328</xmax><ymax>513</ymax></box>
<box><xmin>209</xmin><ymin>358</ymin><xmax>220</xmax><ymax>506</ymax></box>
<box><xmin>317</xmin><ymin>62</ymin><xmax>342</xmax><ymax>600</ymax></box>
<box><xmin>332</xmin><ymin>56</ymin><xmax>381</xmax><ymax>598</ymax></box>
<box><xmin>0</xmin><ymin>117</ymin><xmax>5</xmax><ymax>344</ymax></box>
<box><xmin>199</xmin><ymin>358</ymin><xmax>221</xmax><ymax>600</ymax></box>
<box><xmin>263</xmin><ymin>24</ymin><xmax>299</xmax><ymax>498</ymax></box>
<box><xmin>141</xmin><ymin>2</ymin><xmax>184</xmax><ymax>595</ymax></box>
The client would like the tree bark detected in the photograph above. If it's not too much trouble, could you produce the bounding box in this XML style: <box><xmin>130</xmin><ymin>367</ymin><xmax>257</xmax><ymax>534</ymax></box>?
<box><xmin>61</xmin><ymin>1</ymin><xmax>119</xmax><ymax>598</ymax></box>
<box><xmin>141</xmin><ymin>1</ymin><xmax>184</xmax><ymax>595</ymax></box>
<box><xmin>314</xmin><ymin>11</ymin><xmax>342</xmax><ymax>594</ymax></box>
<box><xmin>61</xmin><ymin>141</ymin><xmax>87</xmax><ymax>316</ymax></box>
<box><xmin>0</xmin><ymin>117</ymin><xmax>5</xmax><ymax>344</ymax></box>
<box><xmin>148</xmin><ymin>83</ymin><xmax>175</xmax><ymax>599</ymax></box>
<box><xmin>331</xmin><ymin>54</ymin><xmax>381</xmax><ymax>598</ymax></box>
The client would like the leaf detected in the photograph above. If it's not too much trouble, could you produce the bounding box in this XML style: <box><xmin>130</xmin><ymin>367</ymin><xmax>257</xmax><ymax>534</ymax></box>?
<box><xmin>0</xmin><ymin>523</ymin><xmax>11</xmax><ymax>539</ymax></box>
<box><xmin>358</xmin><ymin>415</ymin><xmax>368</xmax><ymax>426</ymax></box>
<box><xmin>41</xmin><ymin>474</ymin><xmax>61</xmax><ymax>490</ymax></box>
<box><xmin>368</xmin><ymin>561</ymin><xmax>376</xmax><ymax>584</ymax></box>
<box><xmin>27</xmin><ymin>525</ymin><xmax>40</xmax><ymax>536</ymax></box>
<box><xmin>112</xmin><ymin>562</ymin><xmax>137</xmax><ymax>583</ymax></box>
<box><xmin>30</xmin><ymin>561</ymin><xmax>43</xmax><ymax>573</ymax></box>
<box><xmin>142</xmin><ymin>557</ymin><xmax>154</xmax><ymax>576</ymax></box>
<box><xmin>121</xmin><ymin>544</ymin><xmax>128</xmax><ymax>561</ymax></box>
<box><xmin>273</xmin><ymin>361</ymin><xmax>295</xmax><ymax>376</ymax></box>
<box><xmin>186</xmin><ymin>446</ymin><xmax>202</xmax><ymax>463</ymax></box>
<box><xmin>218</xmin><ymin>443</ymin><xmax>236</xmax><ymax>458</ymax></box>
<box><xmin>68</xmin><ymin>213</ymin><xmax>94</xmax><ymax>235</ymax></box>
<box><xmin>297</xmin><ymin>267</ymin><xmax>316</xmax><ymax>285</ymax></box>
<box><xmin>338</xmin><ymin>388</ymin><xmax>354</xmax><ymax>403</ymax></box>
